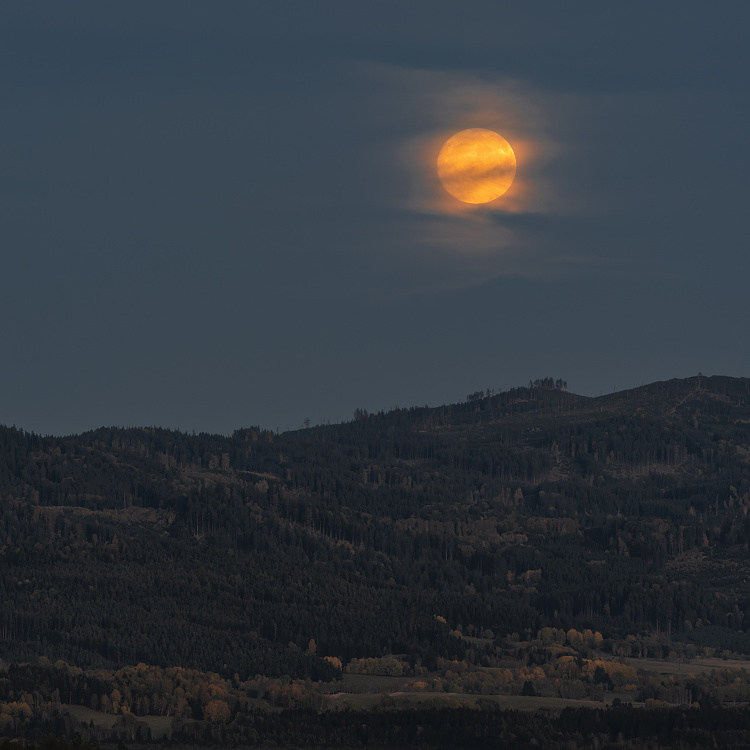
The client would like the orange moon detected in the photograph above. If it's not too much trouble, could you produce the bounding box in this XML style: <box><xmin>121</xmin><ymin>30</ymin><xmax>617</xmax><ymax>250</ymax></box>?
<box><xmin>437</xmin><ymin>128</ymin><xmax>517</xmax><ymax>204</ymax></box>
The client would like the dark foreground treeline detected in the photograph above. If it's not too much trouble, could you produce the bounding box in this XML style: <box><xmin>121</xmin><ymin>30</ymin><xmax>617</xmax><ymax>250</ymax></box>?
<box><xmin>172</xmin><ymin>703</ymin><xmax>750</xmax><ymax>749</ymax></box>
<box><xmin>8</xmin><ymin>704</ymin><xmax>750</xmax><ymax>749</ymax></box>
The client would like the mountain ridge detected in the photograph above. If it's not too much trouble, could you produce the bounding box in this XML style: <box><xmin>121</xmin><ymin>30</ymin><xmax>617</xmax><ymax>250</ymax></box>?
<box><xmin>1</xmin><ymin>374</ymin><xmax>749</xmax><ymax>682</ymax></box>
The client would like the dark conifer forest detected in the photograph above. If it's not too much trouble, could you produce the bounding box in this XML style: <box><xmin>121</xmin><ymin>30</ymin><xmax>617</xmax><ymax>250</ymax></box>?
<box><xmin>2</xmin><ymin>375</ymin><xmax>750</xmax><ymax>747</ymax></box>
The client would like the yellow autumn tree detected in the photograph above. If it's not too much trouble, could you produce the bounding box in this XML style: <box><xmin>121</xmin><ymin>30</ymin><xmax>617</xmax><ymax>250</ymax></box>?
<box><xmin>566</xmin><ymin>628</ymin><xmax>583</xmax><ymax>648</ymax></box>
<box><xmin>323</xmin><ymin>656</ymin><xmax>342</xmax><ymax>670</ymax></box>
<box><xmin>204</xmin><ymin>699</ymin><xmax>231</xmax><ymax>723</ymax></box>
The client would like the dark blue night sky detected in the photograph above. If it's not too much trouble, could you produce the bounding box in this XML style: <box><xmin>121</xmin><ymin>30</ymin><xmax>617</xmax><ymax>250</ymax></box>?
<box><xmin>2</xmin><ymin>2</ymin><xmax>749</xmax><ymax>434</ymax></box>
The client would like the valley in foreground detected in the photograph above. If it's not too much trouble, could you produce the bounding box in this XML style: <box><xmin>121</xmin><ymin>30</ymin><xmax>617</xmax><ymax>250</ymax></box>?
<box><xmin>2</xmin><ymin>375</ymin><xmax>750</xmax><ymax>746</ymax></box>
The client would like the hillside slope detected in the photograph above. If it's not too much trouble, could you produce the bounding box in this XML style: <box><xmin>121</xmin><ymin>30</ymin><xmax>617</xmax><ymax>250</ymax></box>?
<box><xmin>1</xmin><ymin>375</ymin><xmax>750</xmax><ymax>678</ymax></box>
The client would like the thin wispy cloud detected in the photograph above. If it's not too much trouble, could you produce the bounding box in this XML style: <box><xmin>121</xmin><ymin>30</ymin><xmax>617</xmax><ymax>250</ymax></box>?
<box><xmin>347</xmin><ymin>65</ymin><xmax>601</xmax><ymax>287</ymax></box>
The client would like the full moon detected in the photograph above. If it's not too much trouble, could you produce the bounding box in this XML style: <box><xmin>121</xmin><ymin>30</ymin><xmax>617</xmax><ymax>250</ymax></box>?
<box><xmin>437</xmin><ymin>128</ymin><xmax>517</xmax><ymax>204</ymax></box>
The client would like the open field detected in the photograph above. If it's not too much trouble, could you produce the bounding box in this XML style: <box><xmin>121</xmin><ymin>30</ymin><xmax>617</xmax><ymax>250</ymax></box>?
<box><xmin>328</xmin><ymin>691</ymin><xmax>612</xmax><ymax>710</ymax></box>
<box><xmin>337</xmin><ymin>673</ymin><xmax>411</xmax><ymax>692</ymax></box>
<box><xmin>65</xmin><ymin>706</ymin><xmax>172</xmax><ymax>739</ymax></box>
<box><xmin>622</xmin><ymin>656</ymin><xmax>750</xmax><ymax>675</ymax></box>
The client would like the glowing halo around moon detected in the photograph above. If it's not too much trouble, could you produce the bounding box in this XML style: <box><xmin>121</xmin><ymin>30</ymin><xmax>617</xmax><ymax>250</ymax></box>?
<box><xmin>437</xmin><ymin>128</ymin><xmax>517</xmax><ymax>204</ymax></box>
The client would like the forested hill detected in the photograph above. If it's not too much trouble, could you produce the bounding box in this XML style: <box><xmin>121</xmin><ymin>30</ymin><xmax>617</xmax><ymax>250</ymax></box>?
<box><xmin>2</xmin><ymin>375</ymin><xmax>750</xmax><ymax>680</ymax></box>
